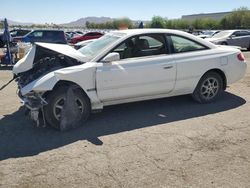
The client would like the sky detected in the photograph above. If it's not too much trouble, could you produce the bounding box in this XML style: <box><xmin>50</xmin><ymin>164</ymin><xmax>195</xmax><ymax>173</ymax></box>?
<box><xmin>0</xmin><ymin>0</ymin><xmax>249</xmax><ymax>24</ymax></box>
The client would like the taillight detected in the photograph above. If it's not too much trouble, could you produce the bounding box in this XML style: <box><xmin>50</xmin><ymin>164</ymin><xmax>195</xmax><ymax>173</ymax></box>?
<box><xmin>237</xmin><ymin>53</ymin><xmax>245</xmax><ymax>61</ymax></box>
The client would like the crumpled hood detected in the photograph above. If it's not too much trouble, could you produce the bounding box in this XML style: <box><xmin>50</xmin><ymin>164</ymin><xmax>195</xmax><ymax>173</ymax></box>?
<box><xmin>13</xmin><ymin>42</ymin><xmax>89</xmax><ymax>74</ymax></box>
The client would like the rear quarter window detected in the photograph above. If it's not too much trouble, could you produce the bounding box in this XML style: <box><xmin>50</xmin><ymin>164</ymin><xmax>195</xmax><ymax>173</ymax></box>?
<box><xmin>170</xmin><ymin>35</ymin><xmax>207</xmax><ymax>53</ymax></box>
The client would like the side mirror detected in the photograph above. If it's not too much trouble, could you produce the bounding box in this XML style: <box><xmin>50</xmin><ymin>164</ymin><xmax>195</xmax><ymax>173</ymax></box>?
<box><xmin>102</xmin><ymin>52</ymin><xmax>120</xmax><ymax>62</ymax></box>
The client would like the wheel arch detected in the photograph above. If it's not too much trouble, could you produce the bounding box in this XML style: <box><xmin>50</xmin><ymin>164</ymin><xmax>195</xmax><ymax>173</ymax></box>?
<box><xmin>43</xmin><ymin>80</ymin><xmax>90</xmax><ymax>102</ymax></box>
<box><xmin>202</xmin><ymin>69</ymin><xmax>227</xmax><ymax>90</ymax></box>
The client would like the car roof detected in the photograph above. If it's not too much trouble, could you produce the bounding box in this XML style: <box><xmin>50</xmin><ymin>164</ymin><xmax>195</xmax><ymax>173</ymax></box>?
<box><xmin>220</xmin><ymin>30</ymin><xmax>250</xmax><ymax>32</ymax></box>
<box><xmin>31</xmin><ymin>29</ymin><xmax>65</xmax><ymax>32</ymax></box>
<box><xmin>109</xmin><ymin>29</ymin><xmax>217</xmax><ymax>49</ymax></box>
<box><xmin>111</xmin><ymin>29</ymin><xmax>190</xmax><ymax>36</ymax></box>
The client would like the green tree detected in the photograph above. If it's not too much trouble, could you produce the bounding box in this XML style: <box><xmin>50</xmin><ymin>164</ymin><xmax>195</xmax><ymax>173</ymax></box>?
<box><xmin>202</xmin><ymin>19</ymin><xmax>219</xmax><ymax>29</ymax></box>
<box><xmin>172</xmin><ymin>19</ymin><xmax>190</xmax><ymax>29</ymax></box>
<box><xmin>220</xmin><ymin>7</ymin><xmax>250</xmax><ymax>29</ymax></box>
<box><xmin>150</xmin><ymin>16</ymin><xmax>166</xmax><ymax>28</ymax></box>
<box><xmin>242</xmin><ymin>13</ymin><xmax>250</xmax><ymax>28</ymax></box>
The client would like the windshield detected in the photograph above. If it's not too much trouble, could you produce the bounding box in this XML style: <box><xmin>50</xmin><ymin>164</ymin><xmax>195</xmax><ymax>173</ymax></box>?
<box><xmin>212</xmin><ymin>31</ymin><xmax>232</xmax><ymax>38</ymax></box>
<box><xmin>202</xmin><ymin>31</ymin><xmax>215</xmax><ymax>36</ymax></box>
<box><xmin>78</xmin><ymin>34</ymin><xmax>121</xmax><ymax>60</ymax></box>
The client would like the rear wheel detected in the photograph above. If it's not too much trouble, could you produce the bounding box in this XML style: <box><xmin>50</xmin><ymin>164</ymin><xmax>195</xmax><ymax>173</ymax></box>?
<box><xmin>221</xmin><ymin>42</ymin><xmax>228</xmax><ymax>45</ymax></box>
<box><xmin>192</xmin><ymin>72</ymin><xmax>223</xmax><ymax>103</ymax></box>
<box><xmin>44</xmin><ymin>86</ymin><xmax>90</xmax><ymax>131</ymax></box>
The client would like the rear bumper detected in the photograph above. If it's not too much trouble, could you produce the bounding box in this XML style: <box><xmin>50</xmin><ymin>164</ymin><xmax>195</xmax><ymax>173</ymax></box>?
<box><xmin>226</xmin><ymin>61</ymin><xmax>247</xmax><ymax>85</ymax></box>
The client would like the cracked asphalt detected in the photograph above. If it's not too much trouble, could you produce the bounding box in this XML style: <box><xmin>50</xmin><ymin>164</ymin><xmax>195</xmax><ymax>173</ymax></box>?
<box><xmin>0</xmin><ymin>51</ymin><xmax>249</xmax><ymax>188</ymax></box>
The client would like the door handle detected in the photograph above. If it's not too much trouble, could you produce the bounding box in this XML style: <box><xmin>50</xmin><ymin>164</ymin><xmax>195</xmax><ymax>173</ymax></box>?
<box><xmin>163</xmin><ymin>65</ymin><xmax>173</xmax><ymax>69</ymax></box>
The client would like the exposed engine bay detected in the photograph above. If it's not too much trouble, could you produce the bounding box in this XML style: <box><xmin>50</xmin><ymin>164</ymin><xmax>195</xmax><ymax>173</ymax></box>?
<box><xmin>15</xmin><ymin>45</ymin><xmax>82</xmax><ymax>88</ymax></box>
<box><xmin>12</xmin><ymin>43</ymin><xmax>87</xmax><ymax>129</ymax></box>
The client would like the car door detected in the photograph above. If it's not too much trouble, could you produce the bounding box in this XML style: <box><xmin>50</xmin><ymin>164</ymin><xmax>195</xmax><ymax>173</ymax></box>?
<box><xmin>168</xmin><ymin>34</ymin><xmax>212</xmax><ymax>93</ymax></box>
<box><xmin>227</xmin><ymin>31</ymin><xmax>245</xmax><ymax>47</ymax></box>
<box><xmin>43</xmin><ymin>31</ymin><xmax>57</xmax><ymax>43</ymax></box>
<box><xmin>236</xmin><ymin>31</ymin><xmax>250</xmax><ymax>48</ymax></box>
<box><xmin>96</xmin><ymin>34</ymin><xmax>176</xmax><ymax>102</ymax></box>
<box><xmin>27</xmin><ymin>31</ymin><xmax>44</xmax><ymax>43</ymax></box>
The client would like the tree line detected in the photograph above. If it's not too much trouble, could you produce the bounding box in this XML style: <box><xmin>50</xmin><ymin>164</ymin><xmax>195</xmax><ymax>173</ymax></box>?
<box><xmin>86</xmin><ymin>7</ymin><xmax>250</xmax><ymax>30</ymax></box>
<box><xmin>1</xmin><ymin>7</ymin><xmax>249</xmax><ymax>30</ymax></box>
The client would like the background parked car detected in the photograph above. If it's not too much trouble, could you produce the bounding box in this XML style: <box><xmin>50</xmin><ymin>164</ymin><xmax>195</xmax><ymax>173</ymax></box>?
<box><xmin>70</xmin><ymin>32</ymin><xmax>103</xmax><ymax>44</ymax></box>
<box><xmin>206</xmin><ymin>30</ymin><xmax>250</xmax><ymax>50</ymax></box>
<box><xmin>0</xmin><ymin>29</ymin><xmax>31</xmax><ymax>47</ymax></box>
<box><xmin>13</xmin><ymin>30</ymin><xmax>67</xmax><ymax>44</ymax></box>
<box><xmin>65</xmin><ymin>31</ymin><xmax>82</xmax><ymax>38</ymax></box>
<box><xmin>198</xmin><ymin>30</ymin><xmax>220</xmax><ymax>39</ymax></box>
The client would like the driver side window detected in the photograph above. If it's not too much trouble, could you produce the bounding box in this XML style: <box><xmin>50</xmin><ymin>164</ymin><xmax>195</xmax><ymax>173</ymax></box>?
<box><xmin>112</xmin><ymin>34</ymin><xmax>168</xmax><ymax>60</ymax></box>
<box><xmin>29</xmin><ymin>31</ymin><xmax>43</xmax><ymax>38</ymax></box>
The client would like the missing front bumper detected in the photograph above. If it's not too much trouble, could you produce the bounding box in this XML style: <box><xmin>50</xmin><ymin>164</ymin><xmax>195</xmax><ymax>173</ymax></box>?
<box><xmin>20</xmin><ymin>91</ymin><xmax>47</xmax><ymax>127</ymax></box>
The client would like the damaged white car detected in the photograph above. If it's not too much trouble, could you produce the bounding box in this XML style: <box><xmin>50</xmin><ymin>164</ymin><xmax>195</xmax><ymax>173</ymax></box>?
<box><xmin>13</xmin><ymin>29</ymin><xmax>247</xmax><ymax>131</ymax></box>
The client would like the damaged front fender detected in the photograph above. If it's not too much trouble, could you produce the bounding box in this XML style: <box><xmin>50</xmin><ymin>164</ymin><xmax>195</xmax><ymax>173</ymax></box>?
<box><xmin>20</xmin><ymin>63</ymin><xmax>96</xmax><ymax>95</ymax></box>
<box><xmin>20</xmin><ymin>71</ymin><xmax>59</xmax><ymax>95</ymax></box>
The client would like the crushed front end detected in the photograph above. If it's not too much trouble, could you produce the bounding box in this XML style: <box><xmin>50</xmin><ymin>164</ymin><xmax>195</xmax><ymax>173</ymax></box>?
<box><xmin>13</xmin><ymin>42</ymin><xmax>86</xmax><ymax>126</ymax></box>
<box><xmin>18</xmin><ymin>90</ymin><xmax>47</xmax><ymax>126</ymax></box>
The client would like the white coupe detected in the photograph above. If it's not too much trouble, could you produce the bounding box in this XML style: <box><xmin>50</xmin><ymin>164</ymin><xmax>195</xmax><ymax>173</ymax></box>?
<box><xmin>13</xmin><ymin>29</ymin><xmax>247</xmax><ymax>130</ymax></box>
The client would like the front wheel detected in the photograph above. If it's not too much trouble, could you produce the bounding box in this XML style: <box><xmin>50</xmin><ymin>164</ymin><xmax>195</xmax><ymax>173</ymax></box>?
<box><xmin>44</xmin><ymin>86</ymin><xmax>91</xmax><ymax>131</ymax></box>
<box><xmin>192</xmin><ymin>72</ymin><xmax>223</xmax><ymax>103</ymax></box>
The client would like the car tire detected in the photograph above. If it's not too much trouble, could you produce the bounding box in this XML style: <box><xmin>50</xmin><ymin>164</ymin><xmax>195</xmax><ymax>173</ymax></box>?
<box><xmin>192</xmin><ymin>72</ymin><xmax>223</xmax><ymax>103</ymax></box>
<box><xmin>44</xmin><ymin>86</ymin><xmax>91</xmax><ymax>131</ymax></box>
<box><xmin>221</xmin><ymin>42</ymin><xmax>228</xmax><ymax>45</ymax></box>
<box><xmin>247</xmin><ymin>44</ymin><xmax>250</xmax><ymax>51</ymax></box>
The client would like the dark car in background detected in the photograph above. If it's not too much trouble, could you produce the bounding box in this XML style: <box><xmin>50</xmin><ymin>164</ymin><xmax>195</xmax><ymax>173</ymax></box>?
<box><xmin>207</xmin><ymin>30</ymin><xmax>250</xmax><ymax>50</ymax></box>
<box><xmin>13</xmin><ymin>30</ymin><xmax>67</xmax><ymax>44</ymax></box>
<box><xmin>70</xmin><ymin>32</ymin><xmax>103</xmax><ymax>44</ymax></box>
<box><xmin>0</xmin><ymin>29</ymin><xmax>31</xmax><ymax>47</ymax></box>
<box><xmin>10</xmin><ymin>29</ymin><xmax>31</xmax><ymax>37</ymax></box>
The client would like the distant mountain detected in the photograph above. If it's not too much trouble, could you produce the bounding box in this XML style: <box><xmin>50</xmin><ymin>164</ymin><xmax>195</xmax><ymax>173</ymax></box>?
<box><xmin>1</xmin><ymin>17</ymin><xmax>148</xmax><ymax>28</ymax></box>
<box><xmin>0</xmin><ymin>18</ymin><xmax>34</xmax><ymax>26</ymax></box>
<box><xmin>62</xmin><ymin>17</ymin><xmax>113</xmax><ymax>27</ymax></box>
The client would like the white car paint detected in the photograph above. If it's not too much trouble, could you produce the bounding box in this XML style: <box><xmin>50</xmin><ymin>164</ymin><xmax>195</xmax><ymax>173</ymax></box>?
<box><xmin>13</xmin><ymin>45</ymin><xmax>36</xmax><ymax>74</ymax></box>
<box><xmin>13</xmin><ymin>29</ymin><xmax>247</xmax><ymax>111</ymax></box>
<box><xmin>13</xmin><ymin>42</ymin><xmax>89</xmax><ymax>74</ymax></box>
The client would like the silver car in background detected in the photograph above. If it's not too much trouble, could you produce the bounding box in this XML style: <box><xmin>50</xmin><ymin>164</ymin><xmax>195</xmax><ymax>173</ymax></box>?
<box><xmin>207</xmin><ymin>30</ymin><xmax>250</xmax><ymax>50</ymax></box>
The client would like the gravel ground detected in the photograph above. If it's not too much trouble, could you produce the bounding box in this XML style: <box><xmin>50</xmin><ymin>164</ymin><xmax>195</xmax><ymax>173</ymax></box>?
<box><xmin>0</xmin><ymin>51</ymin><xmax>249</xmax><ymax>188</ymax></box>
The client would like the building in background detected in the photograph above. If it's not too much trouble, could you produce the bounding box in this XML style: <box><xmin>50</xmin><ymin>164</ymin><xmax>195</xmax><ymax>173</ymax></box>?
<box><xmin>182</xmin><ymin>12</ymin><xmax>232</xmax><ymax>21</ymax></box>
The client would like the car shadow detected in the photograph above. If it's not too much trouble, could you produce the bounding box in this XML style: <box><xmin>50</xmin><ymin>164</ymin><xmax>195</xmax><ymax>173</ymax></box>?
<box><xmin>0</xmin><ymin>92</ymin><xmax>246</xmax><ymax>160</ymax></box>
